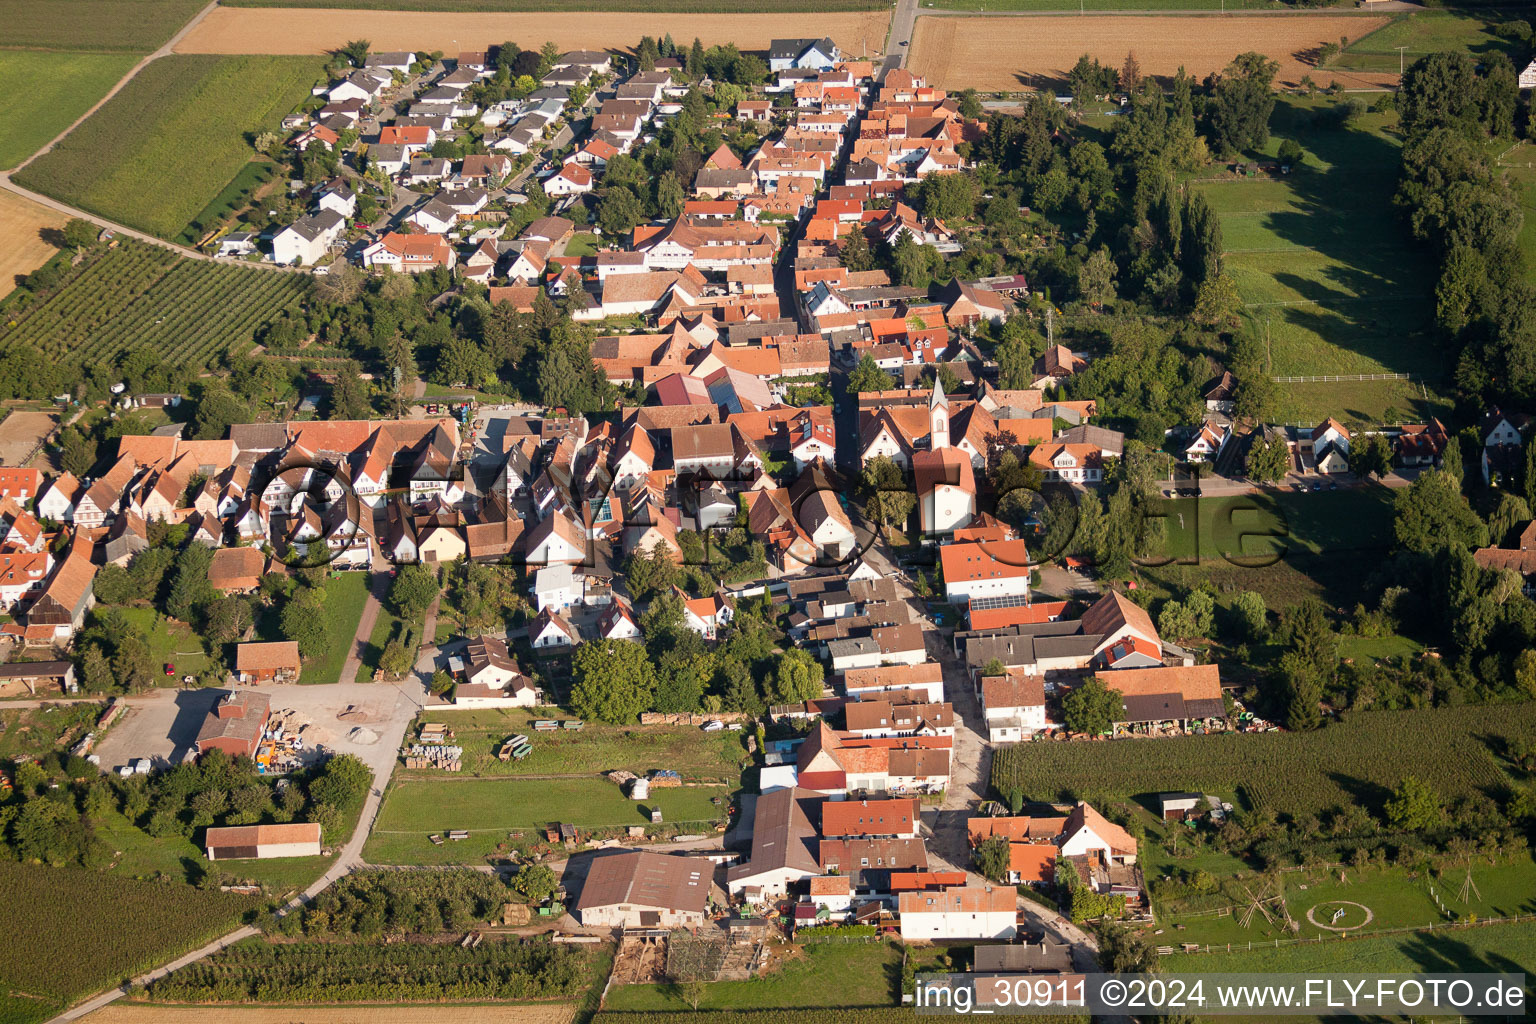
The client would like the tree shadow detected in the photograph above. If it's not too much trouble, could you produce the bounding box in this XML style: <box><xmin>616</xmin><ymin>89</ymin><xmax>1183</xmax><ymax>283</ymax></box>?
<box><xmin>38</xmin><ymin>226</ymin><xmax>67</xmax><ymax>248</ymax></box>
<box><xmin>1235</xmin><ymin>98</ymin><xmax>1447</xmax><ymax>382</ymax></box>
<box><xmin>1325</xmin><ymin>771</ymin><xmax>1393</xmax><ymax>816</ymax></box>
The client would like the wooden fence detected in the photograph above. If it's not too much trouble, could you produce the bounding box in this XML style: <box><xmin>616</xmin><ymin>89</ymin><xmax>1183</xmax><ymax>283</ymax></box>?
<box><xmin>1159</xmin><ymin>913</ymin><xmax>1536</xmax><ymax>957</ymax></box>
<box><xmin>1270</xmin><ymin>373</ymin><xmax>1410</xmax><ymax>383</ymax></box>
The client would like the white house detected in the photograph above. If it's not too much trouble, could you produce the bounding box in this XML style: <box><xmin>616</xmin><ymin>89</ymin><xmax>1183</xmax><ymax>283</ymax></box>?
<box><xmin>1028</xmin><ymin>442</ymin><xmax>1103</xmax><ymax>484</ymax></box>
<box><xmin>271</xmin><ymin>210</ymin><xmax>345</xmax><ymax>266</ymax></box>
<box><xmin>980</xmin><ymin>671</ymin><xmax>1047</xmax><ymax>743</ymax></box>
<box><xmin>1182</xmin><ymin>419</ymin><xmax>1231</xmax><ymax>464</ymax></box>
<box><xmin>529</xmin><ymin>608</ymin><xmax>580</xmax><ymax>649</ymax></box>
<box><xmin>1058</xmin><ymin>802</ymin><xmax>1138</xmax><ymax>866</ymax></box>
<box><xmin>898</xmin><ymin>886</ymin><xmax>1016</xmax><ymax>941</ymax></box>
<box><xmin>939</xmin><ymin>539</ymin><xmax>1031</xmax><ymax>605</ymax></box>
<box><xmin>808</xmin><ymin>875</ymin><xmax>852</xmax><ymax>919</ymax></box>
<box><xmin>453</xmin><ymin>635</ymin><xmax>541</xmax><ymax>707</ymax></box>
<box><xmin>768</xmin><ymin>37</ymin><xmax>840</xmax><ymax>72</ymax></box>
<box><xmin>523</xmin><ymin>512</ymin><xmax>586</xmax><ymax>565</ymax></box>
<box><xmin>534</xmin><ymin>564</ymin><xmax>581</xmax><ymax>612</ymax></box>
<box><xmin>544</xmin><ymin>162</ymin><xmax>594</xmax><ymax>196</ymax></box>
<box><xmin>35</xmin><ymin>473</ymin><xmax>82</xmax><ymax>523</ymax></box>
<box><xmin>683</xmin><ymin>592</ymin><xmax>734</xmax><ymax>640</ymax></box>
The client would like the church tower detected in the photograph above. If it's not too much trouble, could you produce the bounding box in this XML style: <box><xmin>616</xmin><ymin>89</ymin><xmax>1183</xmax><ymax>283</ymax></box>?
<box><xmin>929</xmin><ymin>378</ymin><xmax>949</xmax><ymax>450</ymax></box>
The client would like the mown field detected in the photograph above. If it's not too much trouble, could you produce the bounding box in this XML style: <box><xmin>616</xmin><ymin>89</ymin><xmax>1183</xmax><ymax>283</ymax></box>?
<box><xmin>0</xmin><ymin>51</ymin><xmax>138</xmax><ymax>170</ymax></box>
<box><xmin>1171</xmin><ymin>918</ymin><xmax>1536</xmax><ymax>975</ymax></box>
<box><xmin>404</xmin><ymin>707</ymin><xmax>747</xmax><ymax>779</ymax></box>
<box><xmin>1145</xmin><ymin>487</ymin><xmax>1393</xmax><ymax>566</ymax></box>
<box><xmin>1337</xmin><ymin>10</ymin><xmax>1527</xmax><ymax>74</ymax></box>
<box><xmin>0</xmin><ymin>189</ymin><xmax>64</xmax><ymax>297</ymax></box>
<box><xmin>15</xmin><ymin>55</ymin><xmax>324</xmax><ymax>239</ymax></box>
<box><xmin>0</xmin><ymin>240</ymin><xmax>309</xmax><ymax>367</ymax></box>
<box><xmin>990</xmin><ymin>703</ymin><xmax>1536</xmax><ymax>817</ymax></box>
<box><xmin>364</xmin><ymin>777</ymin><xmax>733</xmax><ymax>864</ymax></box>
<box><xmin>602</xmin><ymin>943</ymin><xmax>903</xmax><ymax>1012</ymax></box>
<box><xmin>0</xmin><ymin>860</ymin><xmax>261</xmax><ymax>1023</ymax></box>
<box><xmin>7</xmin><ymin>0</ymin><xmax>209</xmax><ymax>51</ymax></box>
<box><xmin>250</xmin><ymin>572</ymin><xmax>371</xmax><ymax>686</ymax></box>
<box><xmin>1160</xmin><ymin>856</ymin><xmax>1536</xmax><ymax>945</ymax></box>
<box><xmin>1194</xmin><ymin>97</ymin><xmax>1445</xmax><ymax>422</ymax></box>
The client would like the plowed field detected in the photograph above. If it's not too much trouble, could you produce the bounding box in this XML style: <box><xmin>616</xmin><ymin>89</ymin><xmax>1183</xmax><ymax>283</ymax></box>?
<box><xmin>909</xmin><ymin>13</ymin><xmax>1395</xmax><ymax>91</ymax></box>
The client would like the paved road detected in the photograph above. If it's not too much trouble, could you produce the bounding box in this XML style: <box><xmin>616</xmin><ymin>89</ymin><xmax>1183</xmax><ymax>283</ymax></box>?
<box><xmin>11</xmin><ymin>0</ymin><xmax>220</xmax><ymax>176</ymax></box>
<box><xmin>880</xmin><ymin>0</ymin><xmax>919</xmax><ymax>81</ymax></box>
<box><xmin>0</xmin><ymin>0</ymin><xmax>304</xmax><ymax>271</ymax></box>
<box><xmin>44</xmin><ymin>680</ymin><xmax>423</xmax><ymax>1024</ymax></box>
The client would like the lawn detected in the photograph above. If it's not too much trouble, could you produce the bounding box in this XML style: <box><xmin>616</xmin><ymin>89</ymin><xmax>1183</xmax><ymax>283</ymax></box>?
<box><xmin>94</xmin><ymin>809</ymin><xmax>336</xmax><ymax>893</ymax></box>
<box><xmin>6</xmin><ymin>0</ymin><xmax>211</xmax><ymax>51</ymax></box>
<box><xmin>356</xmin><ymin>598</ymin><xmax>420</xmax><ymax>684</ymax></box>
<box><xmin>0</xmin><ymin>859</ymin><xmax>261</xmax><ymax>1018</ymax></box>
<box><xmin>1194</xmin><ymin>97</ymin><xmax>1446</xmax><ymax>422</ymax></box>
<box><xmin>1170</xmin><ymin>918</ymin><xmax>1536</xmax><ymax>976</ymax></box>
<box><xmin>989</xmin><ymin>702</ymin><xmax>1536</xmax><ymax>819</ymax></box>
<box><xmin>117</xmin><ymin>606</ymin><xmax>214</xmax><ymax>681</ymax></box>
<box><xmin>1156</xmin><ymin>856</ymin><xmax>1536</xmax><ymax>947</ymax></box>
<box><xmin>364</xmin><ymin>777</ymin><xmax>734</xmax><ymax>864</ymax></box>
<box><xmin>176</xmin><ymin>159</ymin><xmax>282</xmax><ymax>246</ymax></box>
<box><xmin>15</xmin><ymin>55</ymin><xmax>324</xmax><ymax>239</ymax></box>
<box><xmin>0</xmin><ymin>51</ymin><xmax>138</xmax><ymax>170</ymax></box>
<box><xmin>1136</xmin><ymin>487</ymin><xmax>1396</xmax><ymax>609</ymax></box>
<box><xmin>564</xmin><ymin>232</ymin><xmax>600</xmax><ymax>257</ymax></box>
<box><xmin>1146</xmin><ymin>487</ymin><xmax>1394</xmax><ymax>566</ymax></box>
<box><xmin>603</xmin><ymin>941</ymin><xmax>901</xmax><ymax>1011</ymax></box>
<box><xmin>304</xmin><ymin>572</ymin><xmax>371</xmax><ymax>685</ymax></box>
<box><xmin>403</xmin><ymin>707</ymin><xmax>749</xmax><ymax>780</ymax></box>
<box><xmin>1338</xmin><ymin>11</ymin><xmax>1526</xmax><ymax>74</ymax></box>
<box><xmin>0</xmin><ymin>701</ymin><xmax>103</xmax><ymax>760</ymax></box>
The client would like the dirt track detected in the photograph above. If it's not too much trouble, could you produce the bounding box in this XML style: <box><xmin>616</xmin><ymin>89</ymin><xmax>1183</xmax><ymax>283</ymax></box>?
<box><xmin>175</xmin><ymin>7</ymin><xmax>891</xmax><ymax>57</ymax></box>
<box><xmin>909</xmin><ymin>13</ymin><xmax>1396</xmax><ymax>91</ymax></box>
<box><xmin>0</xmin><ymin>189</ymin><xmax>64</xmax><ymax>297</ymax></box>
<box><xmin>86</xmin><ymin>1005</ymin><xmax>575</xmax><ymax>1024</ymax></box>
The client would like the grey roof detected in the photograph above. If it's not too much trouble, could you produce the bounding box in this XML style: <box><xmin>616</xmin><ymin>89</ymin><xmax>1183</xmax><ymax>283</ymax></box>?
<box><xmin>283</xmin><ymin>209</ymin><xmax>345</xmax><ymax>242</ymax></box>
<box><xmin>365</xmin><ymin>51</ymin><xmax>415</xmax><ymax>66</ymax></box>
<box><xmin>528</xmin><ymin>86</ymin><xmax>569</xmax><ymax>101</ymax></box>
<box><xmin>415</xmin><ymin>198</ymin><xmax>457</xmax><ymax>223</ymax></box>
<box><xmin>576</xmin><ymin>851</ymin><xmax>709</xmax><ymax>916</ymax></box>
<box><xmin>371</xmin><ymin>143</ymin><xmax>408</xmax><ymax>164</ymax></box>
<box><xmin>1056</xmin><ymin>423</ymin><xmax>1125</xmax><ymax>457</ymax></box>
<box><xmin>417</xmin><ymin>86</ymin><xmax>460</xmax><ymax>103</ymax></box>
<box><xmin>974</xmin><ymin>943</ymin><xmax>1074</xmax><ymax>974</ymax></box>
<box><xmin>770</xmin><ymin>37</ymin><xmax>837</xmax><ymax>60</ymax></box>
<box><xmin>726</xmin><ymin>787</ymin><xmax>821</xmax><ymax>881</ymax></box>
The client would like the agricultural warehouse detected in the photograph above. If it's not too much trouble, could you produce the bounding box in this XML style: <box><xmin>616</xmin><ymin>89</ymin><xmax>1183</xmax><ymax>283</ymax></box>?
<box><xmin>234</xmin><ymin>641</ymin><xmax>301</xmax><ymax>684</ymax></box>
<box><xmin>195</xmin><ymin>690</ymin><xmax>272</xmax><ymax>758</ymax></box>
<box><xmin>205</xmin><ymin>822</ymin><xmax>322</xmax><ymax>860</ymax></box>
<box><xmin>575</xmin><ymin>851</ymin><xmax>710</xmax><ymax>928</ymax></box>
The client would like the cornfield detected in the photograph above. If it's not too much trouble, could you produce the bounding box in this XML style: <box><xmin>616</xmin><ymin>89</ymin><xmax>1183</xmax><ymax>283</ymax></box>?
<box><xmin>0</xmin><ymin>240</ymin><xmax>308</xmax><ymax>367</ymax></box>
<box><xmin>990</xmin><ymin>704</ymin><xmax>1536</xmax><ymax>817</ymax></box>
<box><xmin>0</xmin><ymin>860</ymin><xmax>261</xmax><ymax>1007</ymax></box>
<box><xmin>148</xmin><ymin>937</ymin><xmax>593</xmax><ymax>1003</ymax></box>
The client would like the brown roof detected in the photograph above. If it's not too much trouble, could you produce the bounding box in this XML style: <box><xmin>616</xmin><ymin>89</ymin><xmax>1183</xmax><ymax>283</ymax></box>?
<box><xmin>1095</xmin><ymin>663</ymin><xmax>1220</xmax><ymax>701</ymax></box>
<box><xmin>981</xmin><ymin>671</ymin><xmax>1044</xmax><ymax>711</ymax></box>
<box><xmin>727</xmin><ymin>786</ymin><xmax>821</xmax><ymax>880</ymax></box>
<box><xmin>818</xmin><ymin>837</ymin><xmax>928</xmax><ymax>872</ymax></box>
<box><xmin>204</xmin><ymin>822</ymin><xmax>321</xmax><ymax>850</ymax></box>
<box><xmin>208</xmin><ymin>546</ymin><xmax>267</xmax><ymax>588</ymax></box>
<box><xmin>844</xmin><ymin>700</ymin><xmax>953</xmax><ymax>733</ymax></box>
<box><xmin>842</xmin><ymin>662</ymin><xmax>943</xmax><ymax>691</ymax></box>
<box><xmin>235</xmin><ymin>641</ymin><xmax>300</xmax><ymax>671</ymax></box>
<box><xmin>575</xmin><ymin>851</ymin><xmax>709</xmax><ymax>914</ymax></box>
<box><xmin>1064</xmin><ymin>802</ymin><xmax>1138</xmax><ymax>857</ymax></box>
<box><xmin>196</xmin><ymin>690</ymin><xmax>271</xmax><ymax>749</ymax></box>
<box><xmin>670</xmin><ymin>423</ymin><xmax>735</xmax><ymax>462</ymax></box>
<box><xmin>967</xmin><ymin>816</ymin><xmax>1068</xmax><ymax>844</ymax></box>
<box><xmin>939</xmin><ymin>540</ymin><xmax>1031</xmax><ymax>584</ymax></box>
<box><xmin>821</xmin><ymin>797</ymin><xmax>918</xmax><ymax>837</ymax></box>
<box><xmin>898</xmin><ymin>885</ymin><xmax>1014</xmax><ymax>915</ymax></box>
<box><xmin>809</xmin><ymin>874</ymin><xmax>851</xmax><ymax>896</ymax></box>
<box><xmin>1080</xmin><ymin>590</ymin><xmax>1159</xmax><ymax>647</ymax></box>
